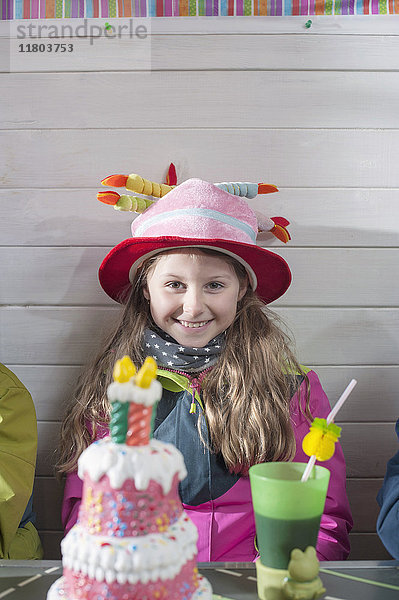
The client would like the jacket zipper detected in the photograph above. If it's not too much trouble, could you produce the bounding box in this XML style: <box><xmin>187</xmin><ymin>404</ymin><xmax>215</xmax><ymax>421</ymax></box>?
<box><xmin>158</xmin><ymin>366</ymin><xmax>213</xmax><ymax>414</ymax></box>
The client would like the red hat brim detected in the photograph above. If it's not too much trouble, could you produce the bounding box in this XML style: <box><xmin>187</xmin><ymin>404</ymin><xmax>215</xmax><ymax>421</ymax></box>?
<box><xmin>99</xmin><ymin>237</ymin><xmax>291</xmax><ymax>305</ymax></box>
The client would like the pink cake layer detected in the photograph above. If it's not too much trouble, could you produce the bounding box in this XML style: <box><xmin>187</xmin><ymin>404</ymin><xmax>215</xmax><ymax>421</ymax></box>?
<box><xmin>78</xmin><ymin>473</ymin><xmax>182</xmax><ymax>537</ymax></box>
<box><xmin>63</xmin><ymin>558</ymin><xmax>199</xmax><ymax>600</ymax></box>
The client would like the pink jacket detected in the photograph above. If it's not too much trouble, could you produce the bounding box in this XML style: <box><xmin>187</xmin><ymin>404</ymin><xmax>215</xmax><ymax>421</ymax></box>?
<box><xmin>62</xmin><ymin>370</ymin><xmax>352</xmax><ymax>562</ymax></box>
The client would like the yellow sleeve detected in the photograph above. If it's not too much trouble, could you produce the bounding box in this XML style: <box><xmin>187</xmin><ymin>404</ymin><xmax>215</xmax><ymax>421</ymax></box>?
<box><xmin>0</xmin><ymin>364</ymin><xmax>40</xmax><ymax>558</ymax></box>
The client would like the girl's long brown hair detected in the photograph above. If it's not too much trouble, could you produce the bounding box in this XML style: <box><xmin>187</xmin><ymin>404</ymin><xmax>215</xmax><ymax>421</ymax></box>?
<box><xmin>57</xmin><ymin>249</ymin><xmax>311</xmax><ymax>476</ymax></box>
<box><xmin>200</xmin><ymin>290</ymin><xmax>311</xmax><ymax>474</ymax></box>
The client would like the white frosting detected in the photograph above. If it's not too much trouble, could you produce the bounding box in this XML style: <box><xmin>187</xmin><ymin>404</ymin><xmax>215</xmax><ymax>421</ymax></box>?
<box><xmin>193</xmin><ymin>576</ymin><xmax>213</xmax><ymax>599</ymax></box>
<box><xmin>78</xmin><ymin>438</ymin><xmax>187</xmax><ymax>493</ymax></box>
<box><xmin>107</xmin><ymin>378</ymin><xmax>162</xmax><ymax>406</ymax></box>
<box><xmin>62</xmin><ymin>513</ymin><xmax>198</xmax><ymax>585</ymax></box>
<box><xmin>47</xmin><ymin>573</ymin><xmax>213</xmax><ymax>600</ymax></box>
<box><xmin>46</xmin><ymin>577</ymin><xmax>65</xmax><ymax>600</ymax></box>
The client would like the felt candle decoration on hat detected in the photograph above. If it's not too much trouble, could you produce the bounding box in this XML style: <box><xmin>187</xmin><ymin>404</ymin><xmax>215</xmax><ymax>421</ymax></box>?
<box><xmin>97</xmin><ymin>191</ymin><xmax>155</xmax><ymax>213</ymax></box>
<box><xmin>101</xmin><ymin>173</ymin><xmax>174</xmax><ymax>198</ymax></box>
<box><xmin>98</xmin><ymin>172</ymin><xmax>294</xmax><ymax>305</ymax></box>
<box><xmin>98</xmin><ymin>166</ymin><xmax>291</xmax><ymax>244</ymax></box>
<box><xmin>100</xmin><ymin>171</ymin><xmax>279</xmax><ymax>201</ymax></box>
<box><xmin>165</xmin><ymin>162</ymin><xmax>177</xmax><ymax>186</ymax></box>
<box><xmin>216</xmin><ymin>182</ymin><xmax>278</xmax><ymax>198</ymax></box>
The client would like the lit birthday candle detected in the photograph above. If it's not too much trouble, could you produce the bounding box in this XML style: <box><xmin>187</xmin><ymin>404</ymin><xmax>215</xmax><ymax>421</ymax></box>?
<box><xmin>126</xmin><ymin>356</ymin><xmax>162</xmax><ymax>446</ymax></box>
<box><xmin>108</xmin><ymin>356</ymin><xmax>137</xmax><ymax>444</ymax></box>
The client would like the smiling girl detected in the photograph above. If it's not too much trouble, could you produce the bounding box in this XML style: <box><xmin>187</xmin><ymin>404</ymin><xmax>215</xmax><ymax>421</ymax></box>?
<box><xmin>58</xmin><ymin>178</ymin><xmax>352</xmax><ymax>562</ymax></box>
<box><xmin>143</xmin><ymin>249</ymin><xmax>247</xmax><ymax>348</ymax></box>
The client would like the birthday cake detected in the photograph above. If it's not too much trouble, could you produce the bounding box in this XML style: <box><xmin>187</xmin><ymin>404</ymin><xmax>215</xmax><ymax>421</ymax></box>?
<box><xmin>48</xmin><ymin>356</ymin><xmax>212</xmax><ymax>600</ymax></box>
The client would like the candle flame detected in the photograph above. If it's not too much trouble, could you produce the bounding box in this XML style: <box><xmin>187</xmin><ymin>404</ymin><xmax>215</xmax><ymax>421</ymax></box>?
<box><xmin>97</xmin><ymin>190</ymin><xmax>120</xmax><ymax>205</ymax></box>
<box><xmin>135</xmin><ymin>356</ymin><xmax>157</xmax><ymax>388</ymax></box>
<box><xmin>113</xmin><ymin>355</ymin><xmax>136</xmax><ymax>383</ymax></box>
<box><xmin>101</xmin><ymin>174</ymin><xmax>128</xmax><ymax>187</ymax></box>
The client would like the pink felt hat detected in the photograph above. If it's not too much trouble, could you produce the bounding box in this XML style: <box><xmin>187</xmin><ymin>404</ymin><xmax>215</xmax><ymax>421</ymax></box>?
<box><xmin>99</xmin><ymin>178</ymin><xmax>291</xmax><ymax>304</ymax></box>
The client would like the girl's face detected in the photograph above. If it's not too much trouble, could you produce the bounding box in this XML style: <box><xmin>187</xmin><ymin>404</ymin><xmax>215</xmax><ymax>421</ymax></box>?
<box><xmin>143</xmin><ymin>249</ymin><xmax>247</xmax><ymax>348</ymax></box>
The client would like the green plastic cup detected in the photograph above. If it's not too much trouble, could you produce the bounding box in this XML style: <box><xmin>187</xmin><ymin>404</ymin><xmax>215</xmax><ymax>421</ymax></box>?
<box><xmin>249</xmin><ymin>462</ymin><xmax>330</xmax><ymax>570</ymax></box>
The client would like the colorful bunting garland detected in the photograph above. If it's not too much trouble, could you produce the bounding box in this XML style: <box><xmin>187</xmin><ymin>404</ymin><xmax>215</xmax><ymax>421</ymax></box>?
<box><xmin>2</xmin><ymin>0</ymin><xmax>396</xmax><ymax>19</ymax></box>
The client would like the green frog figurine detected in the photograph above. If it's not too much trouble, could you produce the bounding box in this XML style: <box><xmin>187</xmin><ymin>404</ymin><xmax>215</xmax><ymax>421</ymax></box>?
<box><xmin>282</xmin><ymin>547</ymin><xmax>325</xmax><ymax>600</ymax></box>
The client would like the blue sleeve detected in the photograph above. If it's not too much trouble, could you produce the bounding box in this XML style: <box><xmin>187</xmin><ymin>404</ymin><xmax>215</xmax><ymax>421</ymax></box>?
<box><xmin>377</xmin><ymin>418</ymin><xmax>399</xmax><ymax>559</ymax></box>
<box><xmin>19</xmin><ymin>493</ymin><xmax>36</xmax><ymax>528</ymax></box>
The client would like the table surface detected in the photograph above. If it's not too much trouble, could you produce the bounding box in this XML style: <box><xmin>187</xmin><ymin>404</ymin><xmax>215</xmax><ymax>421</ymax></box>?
<box><xmin>0</xmin><ymin>560</ymin><xmax>398</xmax><ymax>600</ymax></box>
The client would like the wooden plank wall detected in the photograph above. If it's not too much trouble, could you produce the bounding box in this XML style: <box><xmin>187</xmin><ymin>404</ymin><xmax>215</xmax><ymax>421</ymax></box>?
<box><xmin>1</xmin><ymin>17</ymin><xmax>399</xmax><ymax>560</ymax></box>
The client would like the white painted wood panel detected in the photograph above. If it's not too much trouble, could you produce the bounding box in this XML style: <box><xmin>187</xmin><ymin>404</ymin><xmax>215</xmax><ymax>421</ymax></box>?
<box><xmin>34</xmin><ymin>477</ymin><xmax>64</xmax><ymax>530</ymax></box>
<box><xmin>3</xmin><ymin>307</ymin><xmax>399</xmax><ymax>365</ymax></box>
<box><xmin>3</xmin><ymin>71</ymin><xmax>399</xmax><ymax>129</ymax></box>
<box><xmin>278</xmin><ymin>308</ymin><xmax>399</xmax><ymax>366</ymax></box>
<box><xmin>8</xmin><ymin>365</ymin><xmax>399</xmax><ymax>422</ymax></box>
<box><xmin>348</xmin><ymin>534</ymin><xmax>392</xmax><ymax>560</ymax></box>
<box><xmin>0</xmin><ymin>247</ymin><xmax>111</xmax><ymax>305</ymax></box>
<box><xmin>1</xmin><ymin>247</ymin><xmax>398</xmax><ymax>306</ymax></box>
<box><xmin>341</xmin><ymin>424</ymin><xmax>399</xmax><ymax>478</ymax></box>
<box><xmin>0</xmin><ymin>247</ymin><xmax>111</xmax><ymax>306</ymax></box>
<box><xmin>2</xmin><ymin>129</ymin><xmax>399</xmax><ymax>188</ymax></box>
<box><xmin>38</xmin><ymin>531</ymin><xmax>63</xmax><ymax>560</ymax></box>
<box><xmin>0</xmin><ymin>189</ymin><xmax>133</xmax><ymax>246</ymax></box>
<box><xmin>276</xmin><ymin>248</ymin><xmax>399</xmax><ymax>307</ymax></box>
<box><xmin>1</xmin><ymin>306</ymin><xmax>119</xmax><ymax>365</ymax></box>
<box><xmin>256</xmin><ymin>189</ymin><xmax>399</xmax><ymax>248</ymax></box>
<box><xmin>1</xmin><ymin>189</ymin><xmax>398</xmax><ymax>248</ymax></box>
<box><xmin>313</xmin><ymin>367</ymin><xmax>399</xmax><ymax>422</ymax></box>
<box><xmin>37</xmin><ymin>422</ymin><xmax>61</xmax><ymax>476</ymax></box>
<box><xmin>346</xmin><ymin>479</ymin><xmax>381</xmax><ymax>533</ymax></box>
<box><xmin>10</xmin><ymin>365</ymin><xmax>83</xmax><ymax>421</ymax></box>
<box><xmin>2</xmin><ymin>28</ymin><xmax>399</xmax><ymax>72</ymax></box>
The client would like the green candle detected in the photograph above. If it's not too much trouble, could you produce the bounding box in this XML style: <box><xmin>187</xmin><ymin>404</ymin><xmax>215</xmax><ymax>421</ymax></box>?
<box><xmin>110</xmin><ymin>400</ymin><xmax>129</xmax><ymax>444</ymax></box>
<box><xmin>109</xmin><ymin>355</ymin><xmax>137</xmax><ymax>444</ymax></box>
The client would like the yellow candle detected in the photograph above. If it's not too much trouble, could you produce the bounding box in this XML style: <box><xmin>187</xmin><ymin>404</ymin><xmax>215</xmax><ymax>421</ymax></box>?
<box><xmin>113</xmin><ymin>355</ymin><xmax>136</xmax><ymax>383</ymax></box>
<box><xmin>134</xmin><ymin>356</ymin><xmax>157</xmax><ymax>388</ymax></box>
